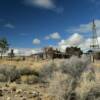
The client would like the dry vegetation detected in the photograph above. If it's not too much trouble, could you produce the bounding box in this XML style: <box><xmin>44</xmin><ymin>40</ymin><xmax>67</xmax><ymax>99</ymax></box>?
<box><xmin>0</xmin><ymin>58</ymin><xmax>49</xmax><ymax>71</ymax></box>
<box><xmin>0</xmin><ymin>56</ymin><xmax>99</xmax><ymax>100</ymax></box>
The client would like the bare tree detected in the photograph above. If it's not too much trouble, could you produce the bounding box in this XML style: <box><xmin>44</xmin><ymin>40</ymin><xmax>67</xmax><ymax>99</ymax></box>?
<box><xmin>0</xmin><ymin>38</ymin><xmax>9</xmax><ymax>59</ymax></box>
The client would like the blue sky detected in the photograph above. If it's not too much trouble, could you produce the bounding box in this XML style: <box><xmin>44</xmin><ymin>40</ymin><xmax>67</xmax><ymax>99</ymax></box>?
<box><xmin>0</xmin><ymin>0</ymin><xmax>100</xmax><ymax>51</ymax></box>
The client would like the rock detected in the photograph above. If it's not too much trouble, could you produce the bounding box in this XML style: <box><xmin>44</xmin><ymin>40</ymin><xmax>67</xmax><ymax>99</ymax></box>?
<box><xmin>11</xmin><ymin>86</ymin><xmax>16</xmax><ymax>92</ymax></box>
<box><xmin>5</xmin><ymin>84</ymin><xmax>9</xmax><ymax>87</ymax></box>
<box><xmin>31</xmin><ymin>91</ymin><xmax>39</xmax><ymax>97</ymax></box>
<box><xmin>2</xmin><ymin>87</ymin><xmax>8</xmax><ymax>92</ymax></box>
<box><xmin>23</xmin><ymin>91</ymin><xmax>28</xmax><ymax>94</ymax></box>
<box><xmin>20</xmin><ymin>95</ymin><xmax>23</xmax><ymax>97</ymax></box>
<box><xmin>16</xmin><ymin>89</ymin><xmax>22</xmax><ymax>94</ymax></box>
<box><xmin>28</xmin><ymin>91</ymin><xmax>39</xmax><ymax>98</ymax></box>
<box><xmin>15</xmin><ymin>95</ymin><xmax>18</xmax><ymax>97</ymax></box>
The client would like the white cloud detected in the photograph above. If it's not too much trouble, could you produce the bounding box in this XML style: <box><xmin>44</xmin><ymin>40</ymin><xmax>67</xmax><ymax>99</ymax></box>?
<box><xmin>24</xmin><ymin>0</ymin><xmax>64</xmax><ymax>13</ymax></box>
<box><xmin>67</xmin><ymin>19</ymin><xmax>100</xmax><ymax>36</ymax></box>
<box><xmin>58</xmin><ymin>33</ymin><xmax>100</xmax><ymax>52</ymax></box>
<box><xmin>59</xmin><ymin>33</ymin><xmax>84</xmax><ymax>46</ymax></box>
<box><xmin>24</xmin><ymin>0</ymin><xmax>55</xmax><ymax>9</ymax></box>
<box><xmin>45</xmin><ymin>32</ymin><xmax>61</xmax><ymax>40</ymax></box>
<box><xmin>67</xmin><ymin>33</ymin><xmax>84</xmax><ymax>45</ymax></box>
<box><xmin>45</xmin><ymin>36</ymin><xmax>50</xmax><ymax>40</ymax></box>
<box><xmin>33</xmin><ymin>38</ymin><xmax>40</xmax><ymax>45</ymax></box>
<box><xmin>65</xmin><ymin>19</ymin><xmax>100</xmax><ymax>52</ymax></box>
<box><xmin>79</xmin><ymin>38</ymin><xmax>92</xmax><ymax>52</ymax></box>
<box><xmin>4</xmin><ymin>23</ymin><xmax>15</xmax><ymax>29</ymax></box>
<box><xmin>58</xmin><ymin>33</ymin><xmax>84</xmax><ymax>51</ymax></box>
<box><xmin>4</xmin><ymin>48</ymin><xmax>42</xmax><ymax>56</ymax></box>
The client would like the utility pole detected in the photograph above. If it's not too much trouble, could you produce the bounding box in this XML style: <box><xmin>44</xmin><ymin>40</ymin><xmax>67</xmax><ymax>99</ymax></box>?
<box><xmin>90</xmin><ymin>20</ymin><xmax>99</xmax><ymax>62</ymax></box>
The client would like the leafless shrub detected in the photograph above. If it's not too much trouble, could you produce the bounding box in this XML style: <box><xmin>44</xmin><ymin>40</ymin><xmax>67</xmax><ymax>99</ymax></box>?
<box><xmin>21</xmin><ymin>75</ymin><xmax>39</xmax><ymax>84</ymax></box>
<box><xmin>76</xmin><ymin>71</ymin><xmax>97</xmax><ymax>100</ymax></box>
<box><xmin>0</xmin><ymin>65</ymin><xmax>20</xmax><ymax>82</ymax></box>
<box><xmin>47</xmin><ymin>71</ymin><xmax>71</xmax><ymax>100</ymax></box>
<box><xmin>40</xmin><ymin>56</ymin><xmax>91</xmax><ymax>100</ymax></box>
<box><xmin>59</xmin><ymin>56</ymin><xmax>89</xmax><ymax>79</ymax></box>
<box><xmin>0</xmin><ymin>65</ymin><xmax>39</xmax><ymax>83</ymax></box>
<box><xmin>39</xmin><ymin>62</ymin><xmax>57</xmax><ymax>82</ymax></box>
<box><xmin>17</xmin><ymin>67</ymin><xmax>39</xmax><ymax>76</ymax></box>
<box><xmin>0</xmin><ymin>74</ymin><xmax>7</xmax><ymax>82</ymax></box>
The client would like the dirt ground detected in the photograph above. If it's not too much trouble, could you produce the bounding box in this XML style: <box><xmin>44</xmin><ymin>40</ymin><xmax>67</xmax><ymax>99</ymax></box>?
<box><xmin>0</xmin><ymin>82</ymin><xmax>50</xmax><ymax>100</ymax></box>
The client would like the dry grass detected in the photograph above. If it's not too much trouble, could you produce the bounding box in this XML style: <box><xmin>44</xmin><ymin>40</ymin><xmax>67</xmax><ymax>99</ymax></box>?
<box><xmin>92</xmin><ymin>60</ymin><xmax>100</xmax><ymax>67</ymax></box>
<box><xmin>0</xmin><ymin>57</ymin><xmax>99</xmax><ymax>100</ymax></box>
<box><xmin>0</xmin><ymin>58</ymin><xmax>49</xmax><ymax>71</ymax></box>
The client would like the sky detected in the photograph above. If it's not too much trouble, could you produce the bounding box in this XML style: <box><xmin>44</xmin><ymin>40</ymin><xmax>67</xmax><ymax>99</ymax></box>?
<box><xmin>0</xmin><ymin>0</ymin><xmax>100</xmax><ymax>55</ymax></box>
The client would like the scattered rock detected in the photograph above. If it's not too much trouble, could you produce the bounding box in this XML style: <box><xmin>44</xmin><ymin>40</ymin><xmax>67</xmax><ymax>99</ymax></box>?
<box><xmin>5</xmin><ymin>84</ymin><xmax>9</xmax><ymax>87</ymax></box>
<box><xmin>16</xmin><ymin>89</ymin><xmax>22</xmax><ymax>94</ymax></box>
<box><xmin>15</xmin><ymin>94</ymin><xmax>18</xmax><ymax>97</ymax></box>
<box><xmin>23</xmin><ymin>91</ymin><xmax>28</xmax><ymax>94</ymax></box>
<box><xmin>31</xmin><ymin>91</ymin><xmax>39</xmax><ymax>97</ymax></box>
<box><xmin>2</xmin><ymin>87</ymin><xmax>8</xmax><ymax>92</ymax></box>
<box><xmin>20</xmin><ymin>95</ymin><xmax>23</xmax><ymax>97</ymax></box>
<box><xmin>11</xmin><ymin>86</ymin><xmax>16</xmax><ymax>92</ymax></box>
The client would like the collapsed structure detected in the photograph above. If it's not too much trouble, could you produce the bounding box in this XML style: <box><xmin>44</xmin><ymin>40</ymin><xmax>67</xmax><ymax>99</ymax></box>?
<box><xmin>31</xmin><ymin>46</ymin><xmax>83</xmax><ymax>60</ymax></box>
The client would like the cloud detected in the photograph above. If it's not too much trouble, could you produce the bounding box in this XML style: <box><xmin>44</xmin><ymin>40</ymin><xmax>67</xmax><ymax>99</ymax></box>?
<box><xmin>5</xmin><ymin>48</ymin><xmax>42</xmax><ymax>56</ymax></box>
<box><xmin>45</xmin><ymin>36</ymin><xmax>50</xmax><ymax>40</ymax></box>
<box><xmin>66</xmin><ymin>19</ymin><xmax>100</xmax><ymax>36</ymax></box>
<box><xmin>24</xmin><ymin>0</ymin><xmax>55</xmax><ymax>9</ymax></box>
<box><xmin>58</xmin><ymin>33</ymin><xmax>84</xmax><ymax>51</ymax></box>
<box><xmin>61</xmin><ymin>19</ymin><xmax>100</xmax><ymax>52</ymax></box>
<box><xmin>58</xmin><ymin>33</ymin><xmax>100</xmax><ymax>52</ymax></box>
<box><xmin>4</xmin><ymin>23</ymin><xmax>15</xmax><ymax>29</ymax></box>
<box><xmin>24</xmin><ymin>0</ymin><xmax>64</xmax><ymax>13</ymax></box>
<box><xmin>33</xmin><ymin>38</ymin><xmax>40</xmax><ymax>45</ymax></box>
<box><xmin>45</xmin><ymin>32</ymin><xmax>61</xmax><ymax>40</ymax></box>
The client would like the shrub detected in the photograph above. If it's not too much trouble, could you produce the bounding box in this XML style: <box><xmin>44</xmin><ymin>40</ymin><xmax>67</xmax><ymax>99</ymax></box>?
<box><xmin>18</xmin><ymin>67</ymin><xmax>39</xmax><ymax>76</ymax></box>
<box><xmin>0</xmin><ymin>65</ymin><xmax>20</xmax><ymax>82</ymax></box>
<box><xmin>27</xmin><ymin>75</ymin><xmax>39</xmax><ymax>84</ymax></box>
<box><xmin>59</xmin><ymin>56</ymin><xmax>89</xmax><ymax>79</ymax></box>
<box><xmin>0</xmin><ymin>65</ymin><xmax>39</xmax><ymax>83</ymax></box>
<box><xmin>0</xmin><ymin>74</ymin><xmax>7</xmax><ymax>82</ymax></box>
<box><xmin>47</xmin><ymin>71</ymin><xmax>70</xmax><ymax>100</ymax></box>
<box><xmin>75</xmin><ymin>71</ymin><xmax>96</xmax><ymax>100</ymax></box>
<box><xmin>39</xmin><ymin>62</ymin><xmax>57</xmax><ymax>82</ymax></box>
<box><xmin>20</xmin><ymin>75</ymin><xmax>28</xmax><ymax>83</ymax></box>
<box><xmin>20</xmin><ymin>75</ymin><xmax>39</xmax><ymax>84</ymax></box>
<box><xmin>40</xmin><ymin>56</ymin><xmax>91</xmax><ymax>100</ymax></box>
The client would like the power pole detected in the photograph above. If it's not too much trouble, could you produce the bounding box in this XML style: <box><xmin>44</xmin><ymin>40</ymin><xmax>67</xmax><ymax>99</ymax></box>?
<box><xmin>90</xmin><ymin>20</ymin><xmax>99</xmax><ymax>62</ymax></box>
